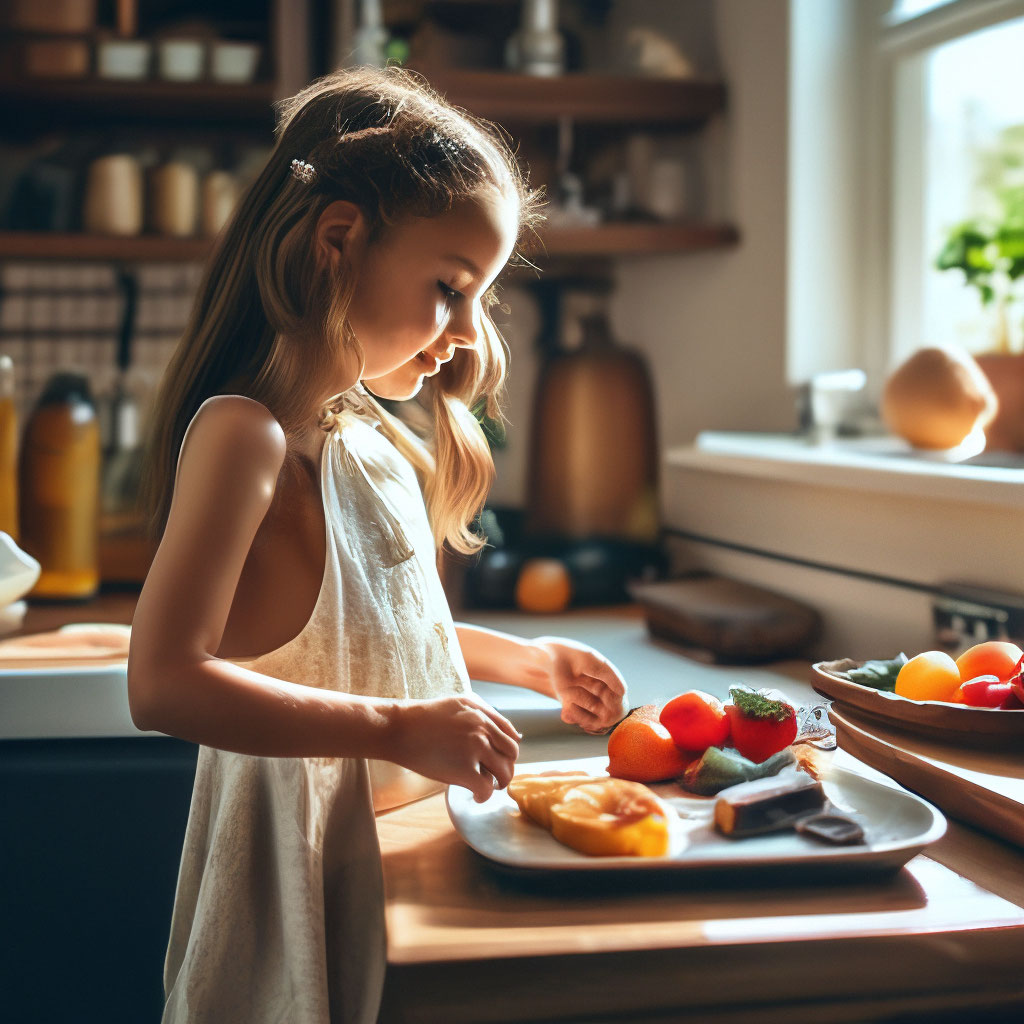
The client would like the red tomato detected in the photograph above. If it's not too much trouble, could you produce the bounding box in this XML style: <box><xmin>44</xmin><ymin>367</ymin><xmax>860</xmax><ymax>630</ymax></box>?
<box><xmin>960</xmin><ymin>676</ymin><xmax>1013</xmax><ymax>708</ymax></box>
<box><xmin>1011</xmin><ymin>675</ymin><xmax>1024</xmax><ymax>707</ymax></box>
<box><xmin>659</xmin><ymin>691</ymin><xmax>729</xmax><ymax>752</ymax></box>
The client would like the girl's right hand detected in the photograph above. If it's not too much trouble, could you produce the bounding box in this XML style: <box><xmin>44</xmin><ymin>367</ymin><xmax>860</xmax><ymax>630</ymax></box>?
<box><xmin>389</xmin><ymin>694</ymin><xmax>521</xmax><ymax>803</ymax></box>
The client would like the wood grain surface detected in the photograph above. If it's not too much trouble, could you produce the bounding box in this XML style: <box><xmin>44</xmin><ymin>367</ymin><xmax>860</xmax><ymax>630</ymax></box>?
<box><xmin>376</xmin><ymin>758</ymin><xmax>1024</xmax><ymax>1023</ymax></box>
<box><xmin>833</xmin><ymin>706</ymin><xmax>1024</xmax><ymax>848</ymax></box>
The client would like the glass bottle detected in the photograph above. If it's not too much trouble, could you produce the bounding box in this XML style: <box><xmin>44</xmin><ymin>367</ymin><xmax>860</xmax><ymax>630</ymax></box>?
<box><xmin>0</xmin><ymin>355</ymin><xmax>17</xmax><ymax>540</ymax></box>
<box><xmin>19</xmin><ymin>373</ymin><xmax>101</xmax><ymax>600</ymax></box>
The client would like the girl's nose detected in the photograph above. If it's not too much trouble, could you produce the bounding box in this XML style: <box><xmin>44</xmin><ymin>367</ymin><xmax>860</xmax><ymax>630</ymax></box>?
<box><xmin>447</xmin><ymin>302</ymin><xmax>481</xmax><ymax>349</ymax></box>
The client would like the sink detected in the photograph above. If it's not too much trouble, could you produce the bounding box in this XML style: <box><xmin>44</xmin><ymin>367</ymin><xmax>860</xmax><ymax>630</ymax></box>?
<box><xmin>0</xmin><ymin>662</ymin><xmax>147</xmax><ymax>740</ymax></box>
<box><xmin>0</xmin><ymin>665</ymin><xmax>571</xmax><ymax>742</ymax></box>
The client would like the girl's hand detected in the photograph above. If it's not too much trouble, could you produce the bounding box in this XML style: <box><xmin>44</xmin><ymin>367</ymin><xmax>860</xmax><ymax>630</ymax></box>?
<box><xmin>389</xmin><ymin>694</ymin><xmax>521</xmax><ymax>803</ymax></box>
<box><xmin>533</xmin><ymin>637</ymin><xmax>629</xmax><ymax>735</ymax></box>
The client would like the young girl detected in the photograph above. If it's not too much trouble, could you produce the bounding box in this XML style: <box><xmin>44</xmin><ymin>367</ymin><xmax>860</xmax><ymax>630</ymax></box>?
<box><xmin>128</xmin><ymin>66</ymin><xmax>629</xmax><ymax>1023</ymax></box>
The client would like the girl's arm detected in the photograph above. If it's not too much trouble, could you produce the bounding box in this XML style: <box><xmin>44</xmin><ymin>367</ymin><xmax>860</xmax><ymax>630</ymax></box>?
<box><xmin>128</xmin><ymin>397</ymin><xmax>517</xmax><ymax>801</ymax></box>
<box><xmin>455</xmin><ymin>623</ymin><xmax>629</xmax><ymax>734</ymax></box>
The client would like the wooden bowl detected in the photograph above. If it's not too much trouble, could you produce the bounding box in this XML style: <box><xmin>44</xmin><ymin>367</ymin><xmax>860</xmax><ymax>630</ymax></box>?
<box><xmin>811</xmin><ymin>659</ymin><xmax>1024</xmax><ymax>749</ymax></box>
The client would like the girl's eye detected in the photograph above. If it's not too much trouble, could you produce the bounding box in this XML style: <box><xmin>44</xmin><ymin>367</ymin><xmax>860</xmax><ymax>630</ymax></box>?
<box><xmin>438</xmin><ymin>282</ymin><xmax>461</xmax><ymax>309</ymax></box>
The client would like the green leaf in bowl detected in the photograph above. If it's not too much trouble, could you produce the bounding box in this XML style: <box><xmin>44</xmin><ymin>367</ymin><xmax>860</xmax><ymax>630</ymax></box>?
<box><xmin>845</xmin><ymin>654</ymin><xmax>909</xmax><ymax>692</ymax></box>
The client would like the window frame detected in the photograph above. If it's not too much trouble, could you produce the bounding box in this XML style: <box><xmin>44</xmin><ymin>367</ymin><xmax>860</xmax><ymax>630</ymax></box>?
<box><xmin>865</xmin><ymin>0</ymin><xmax>1024</xmax><ymax>379</ymax></box>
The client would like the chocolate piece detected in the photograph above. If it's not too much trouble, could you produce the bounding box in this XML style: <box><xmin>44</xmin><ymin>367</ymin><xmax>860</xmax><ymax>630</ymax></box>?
<box><xmin>795</xmin><ymin>812</ymin><xmax>866</xmax><ymax>846</ymax></box>
<box><xmin>713</xmin><ymin>770</ymin><xmax>825</xmax><ymax>837</ymax></box>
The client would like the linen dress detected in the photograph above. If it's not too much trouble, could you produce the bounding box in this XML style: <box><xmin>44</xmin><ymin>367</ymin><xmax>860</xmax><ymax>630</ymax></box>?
<box><xmin>162</xmin><ymin>387</ymin><xmax>471</xmax><ymax>1024</ymax></box>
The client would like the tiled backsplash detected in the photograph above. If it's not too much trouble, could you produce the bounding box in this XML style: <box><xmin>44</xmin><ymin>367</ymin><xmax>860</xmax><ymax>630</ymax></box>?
<box><xmin>0</xmin><ymin>261</ymin><xmax>202</xmax><ymax>430</ymax></box>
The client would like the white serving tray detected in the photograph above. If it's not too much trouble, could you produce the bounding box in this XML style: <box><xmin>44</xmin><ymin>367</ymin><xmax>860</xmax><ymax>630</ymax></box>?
<box><xmin>446</xmin><ymin>755</ymin><xmax>946</xmax><ymax>874</ymax></box>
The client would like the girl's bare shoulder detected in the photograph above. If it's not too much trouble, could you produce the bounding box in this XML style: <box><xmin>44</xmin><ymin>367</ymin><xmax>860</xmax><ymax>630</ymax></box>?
<box><xmin>181</xmin><ymin>395</ymin><xmax>287</xmax><ymax>471</ymax></box>
<box><xmin>171</xmin><ymin>395</ymin><xmax>288</xmax><ymax>521</ymax></box>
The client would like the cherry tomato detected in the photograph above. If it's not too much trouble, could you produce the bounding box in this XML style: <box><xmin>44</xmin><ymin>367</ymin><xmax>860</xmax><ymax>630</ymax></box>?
<box><xmin>959</xmin><ymin>676</ymin><xmax>1014</xmax><ymax>709</ymax></box>
<box><xmin>659</xmin><ymin>690</ymin><xmax>729</xmax><ymax>752</ymax></box>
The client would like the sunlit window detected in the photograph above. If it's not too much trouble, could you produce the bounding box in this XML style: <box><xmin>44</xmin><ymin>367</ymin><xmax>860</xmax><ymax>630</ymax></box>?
<box><xmin>915</xmin><ymin>17</ymin><xmax>1024</xmax><ymax>353</ymax></box>
<box><xmin>887</xmin><ymin>0</ymin><xmax>958</xmax><ymax>22</ymax></box>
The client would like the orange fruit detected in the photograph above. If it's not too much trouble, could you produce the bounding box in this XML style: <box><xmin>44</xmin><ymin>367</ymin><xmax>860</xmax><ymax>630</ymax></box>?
<box><xmin>515</xmin><ymin>558</ymin><xmax>572</xmax><ymax>613</ymax></box>
<box><xmin>894</xmin><ymin>650</ymin><xmax>962</xmax><ymax>702</ymax></box>
<box><xmin>607</xmin><ymin>705</ymin><xmax>693</xmax><ymax>783</ymax></box>
<box><xmin>954</xmin><ymin>640</ymin><xmax>1023</xmax><ymax>683</ymax></box>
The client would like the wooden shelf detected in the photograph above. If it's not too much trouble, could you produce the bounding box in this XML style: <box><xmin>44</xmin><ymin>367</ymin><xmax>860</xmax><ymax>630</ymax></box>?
<box><xmin>0</xmin><ymin>224</ymin><xmax>740</xmax><ymax>264</ymax></box>
<box><xmin>0</xmin><ymin>78</ymin><xmax>276</xmax><ymax>129</ymax></box>
<box><xmin>0</xmin><ymin>233</ymin><xmax>213</xmax><ymax>262</ymax></box>
<box><xmin>539</xmin><ymin>222</ymin><xmax>739</xmax><ymax>256</ymax></box>
<box><xmin>413</xmin><ymin>68</ymin><xmax>726</xmax><ymax>125</ymax></box>
<box><xmin>0</xmin><ymin>70</ymin><xmax>725</xmax><ymax>129</ymax></box>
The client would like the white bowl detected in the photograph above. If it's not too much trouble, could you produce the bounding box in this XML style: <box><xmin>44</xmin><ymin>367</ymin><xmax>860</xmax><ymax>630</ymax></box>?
<box><xmin>0</xmin><ymin>532</ymin><xmax>40</xmax><ymax>607</ymax></box>
<box><xmin>0</xmin><ymin>600</ymin><xmax>27</xmax><ymax>638</ymax></box>
<box><xmin>156</xmin><ymin>39</ymin><xmax>204</xmax><ymax>81</ymax></box>
<box><xmin>209</xmin><ymin>41</ymin><xmax>260</xmax><ymax>83</ymax></box>
<box><xmin>96</xmin><ymin>39</ymin><xmax>151</xmax><ymax>80</ymax></box>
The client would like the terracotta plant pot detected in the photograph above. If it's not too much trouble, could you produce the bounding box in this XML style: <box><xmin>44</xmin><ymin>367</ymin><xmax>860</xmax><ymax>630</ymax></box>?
<box><xmin>976</xmin><ymin>353</ymin><xmax>1024</xmax><ymax>452</ymax></box>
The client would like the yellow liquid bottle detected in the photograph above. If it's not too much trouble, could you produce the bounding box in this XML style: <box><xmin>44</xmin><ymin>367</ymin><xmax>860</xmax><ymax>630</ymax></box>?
<box><xmin>19</xmin><ymin>373</ymin><xmax>101</xmax><ymax>600</ymax></box>
<box><xmin>0</xmin><ymin>355</ymin><xmax>17</xmax><ymax>540</ymax></box>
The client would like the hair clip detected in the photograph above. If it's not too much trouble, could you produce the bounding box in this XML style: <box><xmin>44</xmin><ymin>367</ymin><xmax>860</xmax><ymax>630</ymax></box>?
<box><xmin>290</xmin><ymin>158</ymin><xmax>316</xmax><ymax>184</ymax></box>
<box><xmin>430</xmin><ymin>131</ymin><xmax>464</xmax><ymax>161</ymax></box>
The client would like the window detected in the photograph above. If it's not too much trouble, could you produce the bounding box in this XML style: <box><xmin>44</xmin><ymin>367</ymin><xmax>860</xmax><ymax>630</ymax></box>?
<box><xmin>890</xmin><ymin>7</ymin><xmax>1024</xmax><ymax>361</ymax></box>
<box><xmin>787</xmin><ymin>0</ymin><xmax>1024</xmax><ymax>391</ymax></box>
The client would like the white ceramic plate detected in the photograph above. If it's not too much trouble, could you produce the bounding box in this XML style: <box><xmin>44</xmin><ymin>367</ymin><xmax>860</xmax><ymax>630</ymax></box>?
<box><xmin>446</xmin><ymin>755</ymin><xmax>946</xmax><ymax>874</ymax></box>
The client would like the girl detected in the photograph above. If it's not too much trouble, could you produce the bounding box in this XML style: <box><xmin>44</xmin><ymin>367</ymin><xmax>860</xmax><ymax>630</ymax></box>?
<box><xmin>128</xmin><ymin>66</ymin><xmax>629</xmax><ymax>1024</ymax></box>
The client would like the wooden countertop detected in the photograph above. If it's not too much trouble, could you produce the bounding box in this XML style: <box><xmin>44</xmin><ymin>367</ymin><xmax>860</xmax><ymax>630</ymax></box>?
<box><xmin>18</xmin><ymin>590</ymin><xmax>138</xmax><ymax>635</ymax></box>
<box><xmin>17</xmin><ymin>595</ymin><xmax>1024</xmax><ymax>1019</ymax></box>
<box><xmin>375</xmin><ymin>756</ymin><xmax>1024</xmax><ymax>1024</ymax></box>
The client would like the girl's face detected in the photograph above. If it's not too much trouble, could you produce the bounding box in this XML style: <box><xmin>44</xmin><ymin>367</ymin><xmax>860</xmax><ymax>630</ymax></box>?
<box><xmin>348</xmin><ymin>191</ymin><xmax>519</xmax><ymax>401</ymax></box>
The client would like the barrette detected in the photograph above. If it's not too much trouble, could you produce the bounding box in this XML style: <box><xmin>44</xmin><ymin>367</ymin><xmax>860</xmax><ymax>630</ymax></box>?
<box><xmin>290</xmin><ymin>158</ymin><xmax>316</xmax><ymax>184</ymax></box>
<box><xmin>430</xmin><ymin>131</ymin><xmax>464</xmax><ymax>159</ymax></box>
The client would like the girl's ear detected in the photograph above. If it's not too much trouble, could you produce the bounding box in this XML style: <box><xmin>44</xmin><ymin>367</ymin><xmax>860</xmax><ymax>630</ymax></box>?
<box><xmin>315</xmin><ymin>200</ymin><xmax>368</xmax><ymax>267</ymax></box>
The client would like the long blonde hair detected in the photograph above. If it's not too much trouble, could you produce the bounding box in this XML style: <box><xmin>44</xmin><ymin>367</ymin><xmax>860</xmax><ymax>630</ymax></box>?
<box><xmin>140</xmin><ymin>66</ymin><xmax>542</xmax><ymax>554</ymax></box>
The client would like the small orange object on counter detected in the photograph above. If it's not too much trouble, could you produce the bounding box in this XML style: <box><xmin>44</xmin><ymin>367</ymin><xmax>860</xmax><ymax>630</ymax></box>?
<box><xmin>514</xmin><ymin>557</ymin><xmax>572</xmax><ymax>613</ymax></box>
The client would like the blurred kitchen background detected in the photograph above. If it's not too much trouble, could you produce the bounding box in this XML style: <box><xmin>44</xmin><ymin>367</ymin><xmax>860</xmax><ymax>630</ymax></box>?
<box><xmin>4</xmin><ymin>0</ymin><xmax>1024</xmax><ymax>660</ymax></box>
<box><xmin>4</xmin><ymin>3</ymin><xmax>1024</xmax><ymax>1021</ymax></box>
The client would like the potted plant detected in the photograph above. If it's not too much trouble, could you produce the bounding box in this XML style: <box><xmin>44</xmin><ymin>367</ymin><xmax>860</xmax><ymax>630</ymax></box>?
<box><xmin>935</xmin><ymin>130</ymin><xmax>1024</xmax><ymax>450</ymax></box>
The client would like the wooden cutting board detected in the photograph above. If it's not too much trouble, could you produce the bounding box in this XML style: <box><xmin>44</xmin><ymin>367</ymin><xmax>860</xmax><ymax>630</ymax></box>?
<box><xmin>831</xmin><ymin>706</ymin><xmax>1024</xmax><ymax>849</ymax></box>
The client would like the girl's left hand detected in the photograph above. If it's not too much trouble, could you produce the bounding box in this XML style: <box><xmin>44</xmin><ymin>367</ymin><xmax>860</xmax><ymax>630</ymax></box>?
<box><xmin>532</xmin><ymin>636</ymin><xmax>629</xmax><ymax>735</ymax></box>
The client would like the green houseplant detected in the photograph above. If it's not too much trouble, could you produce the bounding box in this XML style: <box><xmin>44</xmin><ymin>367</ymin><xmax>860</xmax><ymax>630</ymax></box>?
<box><xmin>935</xmin><ymin>213</ymin><xmax>1024</xmax><ymax>354</ymax></box>
<box><xmin>935</xmin><ymin>127</ymin><xmax>1024</xmax><ymax>448</ymax></box>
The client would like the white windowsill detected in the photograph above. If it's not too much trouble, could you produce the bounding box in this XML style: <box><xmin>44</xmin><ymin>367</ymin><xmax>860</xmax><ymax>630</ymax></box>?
<box><xmin>666</xmin><ymin>432</ymin><xmax>1024</xmax><ymax>508</ymax></box>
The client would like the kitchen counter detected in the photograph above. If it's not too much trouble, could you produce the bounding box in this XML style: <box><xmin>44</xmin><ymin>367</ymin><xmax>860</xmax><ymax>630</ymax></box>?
<box><xmin>376</xmin><ymin>788</ymin><xmax>1024</xmax><ymax>1023</ymax></box>
<box><xmin>370</xmin><ymin>612</ymin><xmax>1024</xmax><ymax>1024</ymax></box>
<box><xmin>7</xmin><ymin>597</ymin><xmax>1024</xmax><ymax>1021</ymax></box>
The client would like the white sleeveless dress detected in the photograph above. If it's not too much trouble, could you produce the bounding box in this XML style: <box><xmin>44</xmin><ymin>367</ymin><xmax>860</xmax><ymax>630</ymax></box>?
<box><xmin>162</xmin><ymin>387</ymin><xmax>471</xmax><ymax>1024</ymax></box>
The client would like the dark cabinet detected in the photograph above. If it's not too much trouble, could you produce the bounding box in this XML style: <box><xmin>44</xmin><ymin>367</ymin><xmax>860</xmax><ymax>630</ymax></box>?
<box><xmin>0</xmin><ymin>737</ymin><xmax>199</xmax><ymax>1024</ymax></box>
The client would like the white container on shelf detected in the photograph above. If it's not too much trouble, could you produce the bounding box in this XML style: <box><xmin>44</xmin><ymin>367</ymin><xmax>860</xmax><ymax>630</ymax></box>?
<box><xmin>209</xmin><ymin>41</ymin><xmax>261</xmax><ymax>83</ymax></box>
<box><xmin>156</xmin><ymin>38</ymin><xmax>205</xmax><ymax>81</ymax></box>
<box><xmin>96</xmin><ymin>38</ymin><xmax>151</xmax><ymax>79</ymax></box>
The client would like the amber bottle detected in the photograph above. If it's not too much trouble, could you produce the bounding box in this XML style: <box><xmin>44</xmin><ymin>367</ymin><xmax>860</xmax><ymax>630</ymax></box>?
<box><xmin>19</xmin><ymin>373</ymin><xmax>101</xmax><ymax>599</ymax></box>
